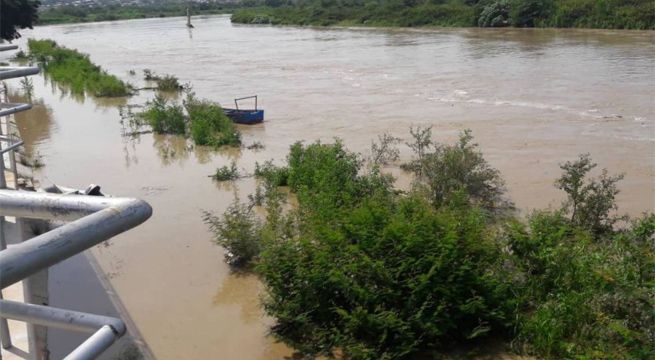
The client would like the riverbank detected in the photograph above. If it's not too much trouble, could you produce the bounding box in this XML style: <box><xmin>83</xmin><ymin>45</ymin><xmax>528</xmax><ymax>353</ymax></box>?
<box><xmin>231</xmin><ymin>1</ymin><xmax>655</xmax><ymax>30</ymax></box>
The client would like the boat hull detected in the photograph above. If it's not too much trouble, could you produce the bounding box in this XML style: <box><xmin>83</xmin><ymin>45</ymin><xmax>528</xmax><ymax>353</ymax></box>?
<box><xmin>223</xmin><ymin>109</ymin><xmax>264</xmax><ymax>124</ymax></box>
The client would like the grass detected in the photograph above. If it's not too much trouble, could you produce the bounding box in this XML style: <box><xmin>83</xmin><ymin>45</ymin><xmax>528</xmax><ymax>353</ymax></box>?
<box><xmin>27</xmin><ymin>39</ymin><xmax>131</xmax><ymax>97</ymax></box>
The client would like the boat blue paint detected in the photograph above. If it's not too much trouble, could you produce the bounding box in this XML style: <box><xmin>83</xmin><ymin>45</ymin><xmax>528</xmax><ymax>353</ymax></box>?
<box><xmin>223</xmin><ymin>95</ymin><xmax>264</xmax><ymax>124</ymax></box>
<box><xmin>223</xmin><ymin>109</ymin><xmax>264</xmax><ymax>124</ymax></box>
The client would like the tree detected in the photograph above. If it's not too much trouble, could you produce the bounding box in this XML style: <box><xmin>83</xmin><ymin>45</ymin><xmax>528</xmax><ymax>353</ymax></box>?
<box><xmin>556</xmin><ymin>154</ymin><xmax>624</xmax><ymax>236</ymax></box>
<box><xmin>1</xmin><ymin>0</ymin><xmax>40</xmax><ymax>41</ymax></box>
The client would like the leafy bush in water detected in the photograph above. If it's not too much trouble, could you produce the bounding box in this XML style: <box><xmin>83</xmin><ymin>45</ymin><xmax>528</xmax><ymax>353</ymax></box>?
<box><xmin>204</xmin><ymin>200</ymin><xmax>261</xmax><ymax>267</ymax></box>
<box><xmin>506</xmin><ymin>211</ymin><xmax>654</xmax><ymax>358</ymax></box>
<box><xmin>185</xmin><ymin>96</ymin><xmax>241</xmax><ymax>147</ymax></box>
<box><xmin>206</xmin><ymin>131</ymin><xmax>654</xmax><ymax>359</ymax></box>
<box><xmin>156</xmin><ymin>74</ymin><xmax>182</xmax><ymax>91</ymax></box>
<box><xmin>556</xmin><ymin>153</ymin><xmax>624</xmax><ymax>236</ymax></box>
<box><xmin>211</xmin><ymin>161</ymin><xmax>239</xmax><ymax>181</ymax></box>
<box><xmin>254</xmin><ymin>160</ymin><xmax>289</xmax><ymax>187</ymax></box>
<box><xmin>139</xmin><ymin>95</ymin><xmax>185</xmax><ymax>135</ymax></box>
<box><xmin>259</xmin><ymin>194</ymin><xmax>512</xmax><ymax>358</ymax></box>
<box><xmin>134</xmin><ymin>92</ymin><xmax>241</xmax><ymax>147</ymax></box>
<box><xmin>27</xmin><ymin>39</ymin><xmax>131</xmax><ymax>97</ymax></box>
<box><xmin>405</xmin><ymin>128</ymin><xmax>508</xmax><ymax>213</ymax></box>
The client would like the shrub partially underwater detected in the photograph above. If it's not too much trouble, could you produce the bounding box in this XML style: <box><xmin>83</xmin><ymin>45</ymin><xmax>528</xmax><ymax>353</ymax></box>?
<box><xmin>129</xmin><ymin>93</ymin><xmax>241</xmax><ymax>148</ymax></box>
<box><xmin>205</xmin><ymin>128</ymin><xmax>654</xmax><ymax>359</ymax></box>
<box><xmin>27</xmin><ymin>39</ymin><xmax>131</xmax><ymax>97</ymax></box>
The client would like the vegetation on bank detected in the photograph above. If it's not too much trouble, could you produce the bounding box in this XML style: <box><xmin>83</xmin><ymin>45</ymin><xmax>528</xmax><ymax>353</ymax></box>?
<box><xmin>130</xmin><ymin>92</ymin><xmax>241</xmax><ymax>148</ymax></box>
<box><xmin>231</xmin><ymin>0</ymin><xmax>655</xmax><ymax>29</ymax></box>
<box><xmin>204</xmin><ymin>128</ymin><xmax>654</xmax><ymax>359</ymax></box>
<box><xmin>26</xmin><ymin>39</ymin><xmax>131</xmax><ymax>97</ymax></box>
<box><xmin>36</xmin><ymin>2</ymin><xmax>240</xmax><ymax>25</ymax></box>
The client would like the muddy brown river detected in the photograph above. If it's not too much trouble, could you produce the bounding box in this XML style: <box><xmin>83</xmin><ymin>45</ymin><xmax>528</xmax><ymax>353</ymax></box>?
<box><xmin>4</xmin><ymin>15</ymin><xmax>654</xmax><ymax>359</ymax></box>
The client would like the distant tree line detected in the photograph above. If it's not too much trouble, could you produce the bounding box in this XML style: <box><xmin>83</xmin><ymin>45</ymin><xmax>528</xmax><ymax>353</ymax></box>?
<box><xmin>35</xmin><ymin>2</ymin><xmax>242</xmax><ymax>25</ymax></box>
<box><xmin>231</xmin><ymin>0</ymin><xmax>655</xmax><ymax>29</ymax></box>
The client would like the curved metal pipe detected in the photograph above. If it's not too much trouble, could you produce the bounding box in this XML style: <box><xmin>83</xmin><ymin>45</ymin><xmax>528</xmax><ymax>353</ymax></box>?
<box><xmin>0</xmin><ymin>194</ymin><xmax>152</xmax><ymax>288</ymax></box>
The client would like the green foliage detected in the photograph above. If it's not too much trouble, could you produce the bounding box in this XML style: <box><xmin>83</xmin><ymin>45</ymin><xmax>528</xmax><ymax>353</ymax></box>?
<box><xmin>204</xmin><ymin>199</ymin><xmax>262</xmax><ymax>267</ymax></box>
<box><xmin>505</xmin><ymin>212</ymin><xmax>655</xmax><ymax>358</ymax></box>
<box><xmin>405</xmin><ymin>128</ymin><xmax>508</xmax><ymax>213</ymax></box>
<box><xmin>259</xmin><ymin>194</ymin><xmax>512</xmax><ymax>358</ymax></box>
<box><xmin>185</xmin><ymin>94</ymin><xmax>241</xmax><ymax>147</ymax></box>
<box><xmin>205</xmin><ymin>131</ymin><xmax>653</xmax><ymax>359</ymax></box>
<box><xmin>211</xmin><ymin>161</ymin><xmax>240</xmax><ymax>181</ymax></box>
<box><xmin>20</xmin><ymin>77</ymin><xmax>34</xmax><ymax>99</ymax></box>
<box><xmin>27</xmin><ymin>39</ymin><xmax>131</xmax><ymax>97</ymax></box>
<box><xmin>143</xmin><ymin>70</ymin><xmax>183</xmax><ymax>91</ymax></box>
<box><xmin>134</xmin><ymin>92</ymin><xmax>241</xmax><ymax>147</ymax></box>
<box><xmin>1</xmin><ymin>0</ymin><xmax>40</xmax><ymax>41</ymax></box>
<box><xmin>254</xmin><ymin>160</ymin><xmax>289</xmax><ymax>187</ymax></box>
<box><xmin>139</xmin><ymin>95</ymin><xmax>186</xmax><ymax>135</ymax></box>
<box><xmin>231</xmin><ymin>0</ymin><xmax>655</xmax><ymax>29</ymax></box>
<box><xmin>36</xmin><ymin>2</ymin><xmax>241</xmax><ymax>26</ymax></box>
<box><xmin>510</xmin><ymin>0</ymin><xmax>553</xmax><ymax>27</ymax></box>
<box><xmin>370</xmin><ymin>132</ymin><xmax>400</xmax><ymax>166</ymax></box>
<box><xmin>478</xmin><ymin>0</ymin><xmax>512</xmax><ymax>27</ymax></box>
<box><xmin>556</xmin><ymin>153</ymin><xmax>625</xmax><ymax>236</ymax></box>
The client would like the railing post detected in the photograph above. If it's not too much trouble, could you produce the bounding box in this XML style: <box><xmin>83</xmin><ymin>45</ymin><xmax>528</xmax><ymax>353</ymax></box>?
<box><xmin>0</xmin><ymin>113</ymin><xmax>11</xmax><ymax>350</ymax></box>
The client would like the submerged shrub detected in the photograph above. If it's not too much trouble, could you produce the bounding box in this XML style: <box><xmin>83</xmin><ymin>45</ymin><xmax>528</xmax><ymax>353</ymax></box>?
<box><xmin>254</xmin><ymin>160</ymin><xmax>289</xmax><ymax>187</ymax></box>
<box><xmin>139</xmin><ymin>95</ymin><xmax>185</xmax><ymax>134</ymax></box>
<box><xmin>211</xmin><ymin>161</ymin><xmax>239</xmax><ymax>181</ymax></box>
<box><xmin>204</xmin><ymin>200</ymin><xmax>261</xmax><ymax>267</ymax></box>
<box><xmin>205</xmin><ymin>131</ymin><xmax>653</xmax><ymax>359</ymax></box>
<box><xmin>27</xmin><ymin>39</ymin><xmax>131</xmax><ymax>97</ymax></box>
<box><xmin>406</xmin><ymin>129</ymin><xmax>508</xmax><ymax>213</ymax></box>
<box><xmin>156</xmin><ymin>75</ymin><xmax>182</xmax><ymax>91</ymax></box>
<box><xmin>133</xmin><ymin>92</ymin><xmax>241</xmax><ymax>147</ymax></box>
<box><xmin>185</xmin><ymin>95</ymin><xmax>241</xmax><ymax>147</ymax></box>
<box><xmin>556</xmin><ymin>153</ymin><xmax>625</xmax><ymax>236</ymax></box>
<box><xmin>506</xmin><ymin>211</ymin><xmax>655</xmax><ymax>359</ymax></box>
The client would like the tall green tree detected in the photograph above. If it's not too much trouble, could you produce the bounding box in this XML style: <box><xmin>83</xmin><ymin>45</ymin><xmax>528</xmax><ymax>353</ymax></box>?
<box><xmin>1</xmin><ymin>0</ymin><xmax>40</xmax><ymax>41</ymax></box>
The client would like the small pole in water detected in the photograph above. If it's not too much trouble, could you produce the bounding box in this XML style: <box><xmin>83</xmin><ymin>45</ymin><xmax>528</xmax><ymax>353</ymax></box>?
<box><xmin>186</xmin><ymin>4</ymin><xmax>194</xmax><ymax>28</ymax></box>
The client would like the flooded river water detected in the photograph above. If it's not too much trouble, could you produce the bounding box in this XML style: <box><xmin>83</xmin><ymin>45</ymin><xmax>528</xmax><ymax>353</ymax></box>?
<box><xmin>5</xmin><ymin>15</ymin><xmax>654</xmax><ymax>359</ymax></box>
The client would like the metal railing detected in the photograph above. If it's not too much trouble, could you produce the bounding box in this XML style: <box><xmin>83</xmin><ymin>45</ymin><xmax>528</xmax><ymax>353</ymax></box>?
<box><xmin>0</xmin><ymin>190</ymin><xmax>152</xmax><ymax>359</ymax></box>
<box><xmin>0</xmin><ymin>45</ymin><xmax>152</xmax><ymax>359</ymax></box>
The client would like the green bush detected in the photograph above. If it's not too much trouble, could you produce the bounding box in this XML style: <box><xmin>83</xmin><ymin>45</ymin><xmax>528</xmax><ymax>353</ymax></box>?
<box><xmin>156</xmin><ymin>74</ymin><xmax>182</xmax><ymax>92</ymax></box>
<box><xmin>27</xmin><ymin>39</ymin><xmax>131</xmax><ymax>97</ymax></box>
<box><xmin>139</xmin><ymin>95</ymin><xmax>185</xmax><ymax>134</ymax></box>
<box><xmin>254</xmin><ymin>160</ymin><xmax>289</xmax><ymax>187</ymax></box>
<box><xmin>204</xmin><ymin>200</ymin><xmax>262</xmax><ymax>267</ymax></box>
<box><xmin>506</xmin><ymin>211</ymin><xmax>655</xmax><ymax>358</ymax></box>
<box><xmin>259</xmin><ymin>194</ymin><xmax>512</xmax><ymax>358</ymax></box>
<box><xmin>206</xmin><ymin>132</ymin><xmax>654</xmax><ymax>359</ymax></box>
<box><xmin>133</xmin><ymin>93</ymin><xmax>241</xmax><ymax>147</ymax></box>
<box><xmin>185</xmin><ymin>96</ymin><xmax>241</xmax><ymax>147</ymax></box>
<box><xmin>211</xmin><ymin>161</ymin><xmax>240</xmax><ymax>181</ymax></box>
<box><xmin>405</xmin><ymin>129</ymin><xmax>508</xmax><ymax>213</ymax></box>
<box><xmin>556</xmin><ymin>153</ymin><xmax>624</xmax><ymax>236</ymax></box>
<box><xmin>478</xmin><ymin>0</ymin><xmax>512</xmax><ymax>27</ymax></box>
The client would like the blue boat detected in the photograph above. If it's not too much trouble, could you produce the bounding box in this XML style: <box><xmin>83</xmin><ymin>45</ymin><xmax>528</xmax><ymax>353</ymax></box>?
<box><xmin>223</xmin><ymin>95</ymin><xmax>264</xmax><ymax>124</ymax></box>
